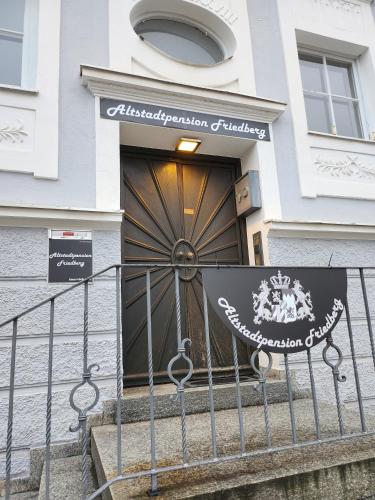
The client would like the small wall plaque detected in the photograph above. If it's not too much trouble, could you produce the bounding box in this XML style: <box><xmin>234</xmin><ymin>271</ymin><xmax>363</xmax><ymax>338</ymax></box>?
<box><xmin>48</xmin><ymin>230</ymin><xmax>93</xmax><ymax>283</ymax></box>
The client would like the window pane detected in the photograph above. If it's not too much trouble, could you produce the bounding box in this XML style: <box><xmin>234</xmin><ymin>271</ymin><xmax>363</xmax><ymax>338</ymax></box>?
<box><xmin>299</xmin><ymin>54</ymin><xmax>326</xmax><ymax>92</ymax></box>
<box><xmin>333</xmin><ymin>98</ymin><xmax>362</xmax><ymax>138</ymax></box>
<box><xmin>135</xmin><ymin>19</ymin><xmax>223</xmax><ymax>66</ymax></box>
<box><xmin>327</xmin><ymin>59</ymin><xmax>356</xmax><ymax>97</ymax></box>
<box><xmin>0</xmin><ymin>0</ymin><xmax>25</xmax><ymax>32</ymax></box>
<box><xmin>0</xmin><ymin>33</ymin><xmax>23</xmax><ymax>85</ymax></box>
<box><xmin>304</xmin><ymin>93</ymin><xmax>331</xmax><ymax>133</ymax></box>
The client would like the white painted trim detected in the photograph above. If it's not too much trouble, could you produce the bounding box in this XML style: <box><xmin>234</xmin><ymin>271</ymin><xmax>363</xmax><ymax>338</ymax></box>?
<box><xmin>82</xmin><ymin>65</ymin><xmax>286</xmax><ymax>212</ymax></box>
<box><xmin>0</xmin><ymin>204</ymin><xmax>123</xmax><ymax>230</ymax></box>
<box><xmin>267</xmin><ymin>219</ymin><xmax>375</xmax><ymax>240</ymax></box>
<box><xmin>0</xmin><ymin>84</ymin><xmax>38</xmax><ymax>94</ymax></box>
<box><xmin>94</xmin><ymin>97</ymin><xmax>121</xmax><ymax>210</ymax></box>
<box><xmin>81</xmin><ymin>65</ymin><xmax>287</xmax><ymax>123</ymax></box>
<box><xmin>22</xmin><ymin>0</ymin><xmax>39</xmax><ymax>89</ymax></box>
<box><xmin>0</xmin><ymin>0</ymin><xmax>60</xmax><ymax>179</ymax></box>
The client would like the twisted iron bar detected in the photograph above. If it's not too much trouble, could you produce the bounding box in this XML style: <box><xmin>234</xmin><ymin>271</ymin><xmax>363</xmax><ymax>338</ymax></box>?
<box><xmin>322</xmin><ymin>334</ymin><xmax>346</xmax><ymax>435</ymax></box>
<box><xmin>5</xmin><ymin>320</ymin><xmax>17</xmax><ymax>500</ymax></box>
<box><xmin>167</xmin><ymin>270</ymin><xmax>194</xmax><ymax>464</ymax></box>
<box><xmin>307</xmin><ymin>348</ymin><xmax>321</xmax><ymax>441</ymax></box>
<box><xmin>69</xmin><ymin>283</ymin><xmax>101</xmax><ymax>499</ymax></box>
<box><xmin>45</xmin><ymin>299</ymin><xmax>55</xmax><ymax>500</ymax></box>
<box><xmin>250</xmin><ymin>349</ymin><xmax>273</xmax><ymax>448</ymax></box>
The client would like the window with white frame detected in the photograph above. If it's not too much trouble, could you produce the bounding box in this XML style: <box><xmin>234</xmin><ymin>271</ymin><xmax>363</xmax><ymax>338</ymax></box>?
<box><xmin>0</xmin><ymin>0</ymin><xmax>38</xmax><ymax>88</ymax></box>
<box><xmin>298</xmin><ymin>52</ymin><xmax>364</xmax><ymax>139</ymax></box>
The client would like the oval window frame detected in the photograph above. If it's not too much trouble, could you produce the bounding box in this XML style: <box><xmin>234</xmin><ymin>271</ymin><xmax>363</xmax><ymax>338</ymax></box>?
<box><xmin>130</xmin><ymin>0</ymin><xmax>237</xmax><ymax>67</ymax></box>
<box><xmin>134</xmin><ymin>18</ymin><xmax>225</xmax><ymax>67</ymax></box>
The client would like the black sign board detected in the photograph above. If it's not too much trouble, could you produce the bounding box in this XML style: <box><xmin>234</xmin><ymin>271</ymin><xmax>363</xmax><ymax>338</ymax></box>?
<box><xmin>203</xmin><ymin>268</ymin><xmax>347</xmax><ymax>353</ymax></box>
<box><xmin>48</xmin><ymin>239</ymin><xmax>93</xmax><ymax>283</ymax></box>
<box><xmin>100</xmin><ymin>98</ymin><xmax>270</xmax><ymax>142</ymax></box>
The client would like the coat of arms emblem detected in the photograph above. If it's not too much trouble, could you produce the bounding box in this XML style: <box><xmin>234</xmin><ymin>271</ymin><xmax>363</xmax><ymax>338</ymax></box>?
<box><xmin>252</xmin><ymin>270</ymin><xmax>315</xmax><ymax>325</ymax></box>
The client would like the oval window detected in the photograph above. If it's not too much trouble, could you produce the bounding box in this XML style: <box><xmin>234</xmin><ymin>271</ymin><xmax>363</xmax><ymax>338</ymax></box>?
<box><xmin>134</xmin><ymin>19</ymin><xmax>224</xmax><ymax>66</ymax></box>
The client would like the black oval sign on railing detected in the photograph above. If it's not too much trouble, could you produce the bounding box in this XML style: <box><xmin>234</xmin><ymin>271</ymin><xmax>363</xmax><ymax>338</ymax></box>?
<box><xmin>202</xmin><ymin>268</ymin><xmax>347</xmax><ymax>353</ymax></box>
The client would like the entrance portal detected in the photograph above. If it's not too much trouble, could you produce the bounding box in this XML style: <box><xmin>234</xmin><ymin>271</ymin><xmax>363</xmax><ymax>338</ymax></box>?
<box><xmin>121</xmin><ymin>147</ymin><xmax>251</xmax><ymax>385</ymax></box>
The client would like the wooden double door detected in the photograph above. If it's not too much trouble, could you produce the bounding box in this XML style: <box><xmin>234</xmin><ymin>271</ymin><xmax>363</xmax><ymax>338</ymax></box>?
<box><xmin>121</xmin><ymin>147</ymin><xmax>250</xmax><ymax>385</ymax></box>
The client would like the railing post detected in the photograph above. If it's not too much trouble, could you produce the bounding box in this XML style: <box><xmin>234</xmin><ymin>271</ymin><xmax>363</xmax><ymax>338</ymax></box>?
<box><xmin>69</xmin><ymin>280</ymin><xmax>100</xmax><ymax>500</ymax></box>
<box><xmin>45</xmin><ymin>299</ymin><xmax>55</xmax><ymax>500</ymax></box>
<box><xmin>5</xmin><ymin>319</ymin><xmax>18</xmax><ymax>500</ymax></box>
<box><xmin>359</xmin><ymin>268</ymin><xmax>375</xmax><ymax>372</ymax></box>
<box><xmin>323</xmin><ymin>334</ymin><xmax>346</xmax><ymax>436</ymax></box>
<box><xmin>146</xmin><ymin>270</ymin><xmax>158</xmax><ymax>496</ymax></box>
<box><xmin>203</xmin><ymin>287</ymin><xmax>217</xmax><ymax>459</ymax></box>
<box><xmin>250</xmin><ymin>350</ymin><xmax>273</xmax><ymax>448</ymax></box>
<box><xmin>231</xmin><ymin>335</ymin><xmax>245</xmax><ymax>454</ymax></box>
<box><xmin>345</xmin><ymin>300</ymin><xmax>366</xmax><ymax>432</ymax></box>
<box><xmin>167</xmin><ymin>269</ymin><xmax>193</xmax><ymax>465</ymax></box>
<box><xmin>115</xmin><ymin>267</ymin><xmax>123</xmax><ymax>478</ymax></box>
<box><xmin>307</xmin><ymin>348</ymin><xmax>321</xmax><ymax>441</ymax></box>
<box><xmin>284</xmin><ymin>353</ymin><xmax>297</xmax><ymax>444</ymax></box>
<box><xmin>82</xmin><ymin>282</ymin><xmax>90</xmax><ymax>499</ymax></box>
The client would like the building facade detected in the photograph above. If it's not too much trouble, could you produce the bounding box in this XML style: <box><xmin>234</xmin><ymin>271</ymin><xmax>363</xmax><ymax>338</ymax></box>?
<box><xmin>1</xmin><ymin>0</ymin><xmax>375</xmax><ymax>480</ymax></box>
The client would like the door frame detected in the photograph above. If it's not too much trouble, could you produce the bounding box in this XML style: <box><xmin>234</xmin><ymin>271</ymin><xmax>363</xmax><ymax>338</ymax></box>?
<box><xmin>120</xmin><ymin>145</ymin><xmax>251</xmax><ymax>385</ymax></box>
<box><xmin>120</xmin><ymin>145</ymin><xmax>250</xmax><ymax>266</ymax></box>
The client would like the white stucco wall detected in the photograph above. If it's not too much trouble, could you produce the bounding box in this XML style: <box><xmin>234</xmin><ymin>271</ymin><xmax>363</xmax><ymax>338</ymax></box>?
<box><xmin>0</xmin><ymin>227</ymin><xmax>120</xmax><ymax>477</ymax></box>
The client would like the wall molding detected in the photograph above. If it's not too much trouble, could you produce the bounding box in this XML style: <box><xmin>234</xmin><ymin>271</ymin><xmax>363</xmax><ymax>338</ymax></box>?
<box><xmin>267</xmin><ymin>219</ymin><xmax>375</xmax><ymax>240</ymax></box>
<box><xmin>315</xmin><ymin>155</ymin><xmax>375</xmax><ymax>182</ymax></box>
<box><xmin>311</xmin><ymin>0</ymin><xmax>362</xmax><ymax>14</ymax></box>
<box><xmin>81</xmin><ymin>65</ymin><xmax>287</xmax><ymax>123</ymax></box>
<box><xmin>0</xmin><ymin>121</ymin><xmax>28</xmax><ymax>143</ymax></box>
<box><xmin>0</xmin><ymin>204</ymin><xmax>123</xmax><ymax>229</ymax></box>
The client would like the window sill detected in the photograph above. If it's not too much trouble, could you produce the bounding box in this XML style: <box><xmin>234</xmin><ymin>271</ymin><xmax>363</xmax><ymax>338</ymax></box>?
<box><xmin>0</xmin><ymin>84</ymin><xmax>39</xmax><ymax>95</ymax></box>
<box><xmin>308</xmin><ymin>131</ymin><xmax>375</xmax><ymax>146</ymax></box>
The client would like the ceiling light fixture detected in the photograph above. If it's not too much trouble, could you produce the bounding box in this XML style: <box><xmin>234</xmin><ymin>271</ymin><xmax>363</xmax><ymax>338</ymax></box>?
<box><xmin>176</xmin><ymin>137</ymin><xmax>202</xmax><ymax>153</ymax></box>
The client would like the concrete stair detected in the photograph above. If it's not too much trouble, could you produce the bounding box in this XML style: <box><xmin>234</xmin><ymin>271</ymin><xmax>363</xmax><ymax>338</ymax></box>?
<box><xmin>37</xmin><ymin>456</ymin><xmax>100</xmax><ymax>500</ymax></box>
<box><xmin>91</xmin><ymin>398</ymin><xmax>375</xmax><ymax>499</ymax></box>
<box><xmin>103</xmin><ymin>379</ymin><xmax>295</xmax><ymax>424</ymax></box>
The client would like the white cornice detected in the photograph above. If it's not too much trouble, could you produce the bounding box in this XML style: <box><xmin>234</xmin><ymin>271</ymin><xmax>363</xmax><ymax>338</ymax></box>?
<box><xmin>80</xmin><ymin>65</ymin><xmax>287</xmax><ymax>124</ymax></box>
<box><xmin>0</xmin><ymin>204</ymin><xmax>123</xmax><ymax>230</ymax></box>
<box><xmin>267</xmin><ymin>219</ymin><xmax>375</xmax><ymax>240</ymax></box>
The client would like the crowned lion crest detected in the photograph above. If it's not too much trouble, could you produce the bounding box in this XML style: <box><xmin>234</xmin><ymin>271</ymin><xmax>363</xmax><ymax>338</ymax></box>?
<box><xmin>252</xmin><ymin>271</ymin><xmax>315</xmax><ymax>325</ymax></box>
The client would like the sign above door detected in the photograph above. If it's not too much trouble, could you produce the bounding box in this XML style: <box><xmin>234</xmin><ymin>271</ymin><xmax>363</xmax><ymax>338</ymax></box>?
<box><xmin>100</xmin><ymin>98</ymin><xmax>270</xmax><ymax>142</ymax></box>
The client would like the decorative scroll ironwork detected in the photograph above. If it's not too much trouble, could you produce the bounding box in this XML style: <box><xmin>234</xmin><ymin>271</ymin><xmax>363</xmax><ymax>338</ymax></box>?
<box><xmin>3</xmin><ymin>263</ymin><xmax>375</xmax><ymax>500</ymax></box>
<box><xmin>322</xmin><ymin>334</ymin><xmax>346</xmax><ymax>383</ymax></box>
<box><xmin>167</xmin><ymin>270</ymin><xmax>194</xmax><ymax>463</ymax></box>
<box><xmin>323</xmin><ymin>333</ymin><xmax>346</xmax><ymax>435</ymax></box>
<box><xmin>69</xmin><ymin>364</ymin><xmax>101</xmax><ymax>433</ymax></box>
<box><xmin>167</xmin><ymin>338</ymin><xmax>194</xmax><ymax>392</ymax></box>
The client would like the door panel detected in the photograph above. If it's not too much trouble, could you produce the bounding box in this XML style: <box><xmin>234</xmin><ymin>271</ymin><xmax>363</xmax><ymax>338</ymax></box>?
<box><xmin>121</xmin><ymin>149</ymin><xmax>250</xmax><ymax>384</ymax></box>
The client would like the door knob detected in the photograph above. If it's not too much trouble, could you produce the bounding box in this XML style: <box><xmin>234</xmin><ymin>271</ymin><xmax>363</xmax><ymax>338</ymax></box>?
<box><xmin>186</xmin><ymin>251</ymin><xmax>194</xmax><ymax>260</ymax></box>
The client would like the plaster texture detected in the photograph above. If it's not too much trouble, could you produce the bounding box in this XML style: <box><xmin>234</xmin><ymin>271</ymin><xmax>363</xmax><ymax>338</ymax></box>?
<box><xmin>0</xmin><ymin>383</ymin><xmax>116</xmax><ymax>476</ymax></box>
<box><xmin>0</xmin><ymin>227</ymin><xmax>120</xmax><ymax>478</ymax></box>
<box><xmin>0</xmin><ymin>339</ymin><xmax>117</xmax><ymax>387</ymax></box>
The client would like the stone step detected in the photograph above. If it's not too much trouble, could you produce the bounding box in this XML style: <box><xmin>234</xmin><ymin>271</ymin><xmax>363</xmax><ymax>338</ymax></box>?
<box><xmin>37</xmin><ymin>456</ymin><xmax>100</xmax><ymax>500</ymax></box>
<box><xmin>102</xmin><ymin>379</ymin><xmax>297</xmax><ymax>424</ymax></box>
<box><xmin>91</xmin><ymin>399</ymin><xmax>375</xmax><ymax>499</ymax></box>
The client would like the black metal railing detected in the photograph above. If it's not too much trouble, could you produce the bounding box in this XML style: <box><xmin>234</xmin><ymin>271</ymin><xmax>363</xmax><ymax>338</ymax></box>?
<box><xmin>1</xmin><ymin>264</ymin><xmax>375</xmax><ymax>499</ymax></box>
